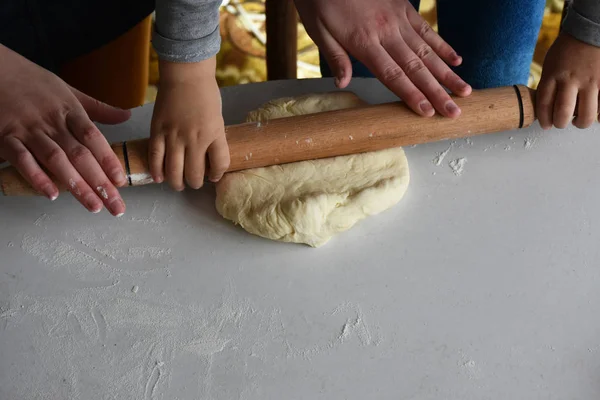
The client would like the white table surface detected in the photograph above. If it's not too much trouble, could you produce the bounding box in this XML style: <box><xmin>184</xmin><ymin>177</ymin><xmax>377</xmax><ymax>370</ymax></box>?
<box><xmin>1</xmin><ymin>78</ymin><xmax>599</xmax><ymax>400</ymax></box>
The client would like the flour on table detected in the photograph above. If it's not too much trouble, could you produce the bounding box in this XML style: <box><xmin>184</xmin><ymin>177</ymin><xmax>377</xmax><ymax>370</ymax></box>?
<box><xmin>524</xmin><ymin>137</ymin><xmax>536</xmax><ymax>149</ymax></box>
<box><xmin>215</xmin><ymin>91</ymin><xmax>410</xmax><ymax>247</ymax></box>
<box><xmin>129</xmin><ymin>172</ymin><xmax>154</xmax><ymax>185</ymax></box>
<box><xmin>449</xmin><ymin>158</ymin><xmax>467</xmax><ymax>176</ymax></box>
<box><xmin>433</xmin><ymin>145</ymin><xmax>452</xmax><ymax>166</ymax></box>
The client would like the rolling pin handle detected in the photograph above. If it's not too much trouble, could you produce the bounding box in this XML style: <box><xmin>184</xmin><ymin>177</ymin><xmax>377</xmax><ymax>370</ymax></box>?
<box><xmin>121</xmin><ymin>141</ymin><xmax>133</xmax><ymax>187</ymax></box>
<box><xmin>513</xmin><ymin>85</ymin><xmax>525</xmax><ymax>129</ymax></box>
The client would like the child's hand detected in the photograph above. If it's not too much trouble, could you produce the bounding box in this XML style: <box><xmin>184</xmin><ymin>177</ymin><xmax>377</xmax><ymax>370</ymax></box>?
<box><xmin>537</xmin><ymin>33</ymin><xmax>600</xmax><ymax>130</ymax></box>
<box><xmin>150</xmin><ymin>58</ymin><xmax>230</xmax><ymax>191</ymax></box>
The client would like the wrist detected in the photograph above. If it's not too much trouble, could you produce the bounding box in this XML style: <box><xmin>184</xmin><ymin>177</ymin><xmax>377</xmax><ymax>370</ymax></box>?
<box><xmin>158</xmin><ymin>56</ymin><xmax>217</xmax><ymax>85</ymax></box>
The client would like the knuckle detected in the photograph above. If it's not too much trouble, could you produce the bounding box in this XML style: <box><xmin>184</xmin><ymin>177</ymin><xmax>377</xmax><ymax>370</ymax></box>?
<box><xmin>217</xmin><ymin>162</ymin><xmax>230</xmax><ymax>174</ymax></box>
<box><xmin>79</xmin><ymin>125</ymin><xmax>101</xmax><ymax>142</ymax></box>
<box><xmin>555</xmin><ymin>104</ymin><xmax>573</xmax><ymax>118</ymax></box>
<box><xmin>373</xmin><ymin>12</ymin><xmax>390</xmax><ymax>29</ymax></box>
<box><xmin>45</xmin><ymin>146</ymin><xmax>65</xmax><ymax>165</ymax></box>
<box><xmin>29</xmin><ymin>171</ymin><xmax>50</xmax><ymax>187</ymax></box>
<box><xmin>45</xmin><ymin>107</ymin><xmax>69</xmax><ymax>124</ymax></box>
<box><xmin>415</xmin><ymin>43</ymin><xmax>434</xmax><ymax>60</ymax></box>
<box><xmin>380</xmin><ymin>65</ymin><xmax>406</xmax><ymax>83</ymax></box>
<box><xmin>69</xmin><ymin>145</ymin><xmax>92</xmax><ymax>164</ymax></box>
<box><xmin>14</xmin><ymin>148</ymin><xmax>31</xmax><ymax>166</ymax></box>
<box><xmin>149</xmin><ymin>147</ymin><xmax>164</xmax><ymax>162</ymax></box>
<box><xmin>329</xmin><ymin>52</ymin><xmax>348</xmax><ymax>65</ymax></box>
<box><xmin>418</xmin><ymin>22</ymin><xmax>433</xmax><ymax>38</ymax></box>
<box><xmin>215</xmin><ymin>157</ymin><xmax>231</xmax><ymax>172</ymax></box>
<box><xmin>403</xmin><ymin>58</ymin><xmax>427</xmax><ymax>76</ymax></box>
<box><xmin>99</xmin><ymin>154</ymin><xmax>118</xmax><ymax>171</ymax></box>
<box><xmin>349</xmin><ymin>28</ymin><xmax>374</xmax><ymax>53</ymax></box>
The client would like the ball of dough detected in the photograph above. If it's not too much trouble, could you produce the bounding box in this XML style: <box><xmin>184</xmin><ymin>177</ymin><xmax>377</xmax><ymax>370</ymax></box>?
<box><xmin>215</xmin><ymin>91</ymin><xmax>410</xmax><ymax>247</ymax></box>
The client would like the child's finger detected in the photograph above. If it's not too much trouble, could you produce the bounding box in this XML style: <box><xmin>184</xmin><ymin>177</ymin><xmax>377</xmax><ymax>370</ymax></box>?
<box><xmin>206</xmin><ymin>135</ymin><xmax>230</xmax><ymax>182</ymax></box>
<box><xmin>573</xmin><ymin>87</ymin><xmax>599</xmax><ymax>129</ymax></box>
<box><xmin>536</xmin><ymin>78</ymin><xmax>556</xmax><ymax>130</ymax></box>
<box><xmin>165</xmin><ymin>135</ymin><xmax>185</xmax><ymax>191</ymax></box>
<box><xmin>553</xmin><ymin>83</ymin><xmax>578</xmax><ymax>129</ymax></box>
<box><xmin>148</xmin><ymin>134</ymin><xmax>166</xmax><ymax>183</ymax></box>
<box><xmin>184</xmin><ymin>145</ymin><xmax>206</xmax><ymax>189</ymax></box>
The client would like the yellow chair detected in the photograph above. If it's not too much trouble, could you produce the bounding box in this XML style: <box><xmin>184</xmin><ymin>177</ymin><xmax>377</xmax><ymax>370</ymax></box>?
<box><xmin>59</xmin><ymin>15</ymin><xmax>152</xmax><ymax>110</ymax></box>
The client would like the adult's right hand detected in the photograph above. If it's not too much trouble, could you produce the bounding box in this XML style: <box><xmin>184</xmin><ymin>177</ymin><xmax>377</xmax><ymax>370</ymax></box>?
<box><xmin>294</xmin><ymin>0</ymin><xmax>472</xmax><ymax>117</ymax></box>
<box><xmin>0</xmin><ymin>44</ymin><xmax>131</xmax><ymax>216</ymax></box>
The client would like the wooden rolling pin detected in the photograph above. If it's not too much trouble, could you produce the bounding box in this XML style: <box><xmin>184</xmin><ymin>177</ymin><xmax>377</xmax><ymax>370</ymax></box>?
<box><xmin>0</xmin><ymin>85</ymin><xmax>535</xmax><ymax>196</ymax></box>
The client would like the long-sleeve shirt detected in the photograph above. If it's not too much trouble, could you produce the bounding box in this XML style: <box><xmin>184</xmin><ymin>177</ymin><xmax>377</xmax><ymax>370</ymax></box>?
<box><xmin>563</xmin><ymin>0</ymin><xmax>600</xmax><ymax>47</ymax></box>
<box><xmin>151</xmin><ymin>0</ymin><xmax>600</xmax><ymax>64</ymax></box>
<box><xmin>152</xmin><ymin>0</ymin><xmax>222</xmax><ymax>63</ymax></box>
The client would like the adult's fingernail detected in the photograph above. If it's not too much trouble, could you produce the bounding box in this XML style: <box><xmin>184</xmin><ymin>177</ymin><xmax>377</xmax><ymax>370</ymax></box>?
<box><xmin>43</xmin><ymin>185</ymin><xmax>58</xmax><ymax>201</ymax></box>
<box><xmin>85</xmin><ymin>195</ymin><xmax>103</xmax><ymax>213</ymax></box>
<box><xmin>209</xmin><ymin>175</ymin><xmax>222</xmax><ymax>183</ymax></box>
<box><xmin>458</xmin><ymin>80</ymin><xmax>470</xmax><ymax>90</ymax></box>
<box><xmin>334</xmin><ymin>77</ymin><xmax>341</xmax><ymax>87</ymax></box>
<box><xmin>154</xmin><ymin>175</ymin><xmax>164</xmax><ymax>184</ymax></box>
<box><xmin>419</xmin><ymin>101</ymin><xmax>434</xmax><ymax>115</ymax></box>
<box><xmin>108</xmin><ymin>197</ymin><xmax>125</xmax><ymax>216</ymax></box>
<box><xmin>445</xmin><ymin>101</ymin><xmax>460</xmax><ymax>115</ymax></box>
<box><xmin>112</xmin><ymin>169</ymin><xmax>126</xmax><ymax>185</ymax></box>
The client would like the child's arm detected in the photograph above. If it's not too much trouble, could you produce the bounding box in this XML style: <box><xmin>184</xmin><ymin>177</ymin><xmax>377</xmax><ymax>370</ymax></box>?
<box><xmin>148</xmin><ymin>1</ymin><xmax>230</xmax><ymax>190</ymax></box>
<box><xmin>537</xmin><ymin>0</ymin><xmax>600</xmax><ymax>130</ymax></box>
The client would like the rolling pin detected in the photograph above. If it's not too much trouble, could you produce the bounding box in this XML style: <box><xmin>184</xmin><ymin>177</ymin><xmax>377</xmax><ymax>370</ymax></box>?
<box><xmin>0</xmin><ymin>85</ymin><xmax>535</xmax><ymax>196</ymax></box>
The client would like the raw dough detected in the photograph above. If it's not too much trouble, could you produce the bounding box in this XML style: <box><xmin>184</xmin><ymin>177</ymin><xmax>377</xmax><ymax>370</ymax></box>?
<box><xmin>215</xmin><ymin>92</ymin><xmax>410</xmax><ymax>247</ymax></box>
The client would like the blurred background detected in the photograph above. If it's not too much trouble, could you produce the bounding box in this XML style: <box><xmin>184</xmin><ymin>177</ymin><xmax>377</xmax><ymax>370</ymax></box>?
<box><xmin>64</xmin><ymin>0</ymin><xmax>568</xmax><ymax>108</ymax></box>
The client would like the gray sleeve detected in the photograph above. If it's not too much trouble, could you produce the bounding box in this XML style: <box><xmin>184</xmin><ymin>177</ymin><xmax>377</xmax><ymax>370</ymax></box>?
<box><xmin>152</xmin><ymin>0</ymin><xmax>222</xmax><ymax>63</ymax></box>
<box><xmin>562</xmin><ymin>0</ymin><xmax>600</xmax><ymax>47</ymax></box>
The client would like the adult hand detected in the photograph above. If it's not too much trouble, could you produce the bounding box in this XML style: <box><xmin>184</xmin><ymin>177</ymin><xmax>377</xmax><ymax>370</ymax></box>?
<box><xmin>0</xmin><ymin>44</ymin><xmax>131</xmax><ymax>215</ymax></box>
<box><xmin>537</xmin><ymin>33</ymin><xmax>600</xmax><ymax>130</ymax></box>
<box><xmin>294</xmin><ymin>0</ymin><xmax>472</xmax><ymax>117</ymax></box>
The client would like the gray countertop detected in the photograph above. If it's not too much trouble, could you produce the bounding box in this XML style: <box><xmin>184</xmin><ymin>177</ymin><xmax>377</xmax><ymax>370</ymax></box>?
<box><xmin>1</xmin><ymin>78</ymin><xmax>599</xmax><ymax>400</ymax></box>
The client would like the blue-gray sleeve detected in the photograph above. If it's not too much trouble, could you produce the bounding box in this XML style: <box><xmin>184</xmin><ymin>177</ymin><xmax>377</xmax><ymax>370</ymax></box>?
<box><xmin>152</xmin><ymin>0</ymin><xmax>222</xmax><ymax>63</ymax></box>
<box><xmin>562</xmin><ymin>0</ymin><xmax>600</xmax><ymax>47</ymax></box>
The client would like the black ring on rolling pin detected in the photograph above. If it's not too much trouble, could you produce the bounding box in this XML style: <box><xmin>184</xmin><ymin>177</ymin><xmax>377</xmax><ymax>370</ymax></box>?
<box><xmin>122</xmin><ymin>141</ymin><xmax>132</xmax><ymax>186</ymax></box>
<box><xmin>513</xmin><ymin>85</ymin><xmax>524</xmax><ymax>129</ymax></box>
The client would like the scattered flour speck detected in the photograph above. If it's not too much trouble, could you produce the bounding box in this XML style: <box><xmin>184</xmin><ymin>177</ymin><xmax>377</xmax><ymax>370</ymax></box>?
<box><xmin>524</xmin><ymin>137</ymin><xmax>536</xmax><ymax>149</ymax></box>
<box><xmin>449</xmin><ymin>158</ymin><xmax>467</xmax><ymax>176</ymax></box>
<box><xmin>433</xmin><ymin>145</ymin><xmax>452</xmax><ymax>166</ymax></box>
